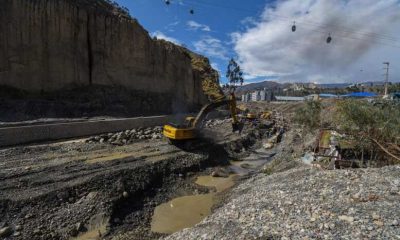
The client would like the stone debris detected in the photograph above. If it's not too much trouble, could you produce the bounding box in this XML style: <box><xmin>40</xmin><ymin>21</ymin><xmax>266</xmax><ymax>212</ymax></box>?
<box><xmin>85</xmin><ymin>126</ymin><xmax>163</xmax><ymax>145</ymax></box>
<box><xmin>0</xmin><ymin>226</ymin><xmax>13</xmax><ymax>238</ymax></box>
<box><xmin>166</xmin><ymin>166</ymin><xmax>400</xmax><ymax>240</ymax></box>
<box><xmin>205</xmin><ymin>118</ymin><xmax>232</xmax><ymax>128</ymax></box>
<box><xmin>211</xmin><ymin>168</ymin><xmax>229</xmax><ymax>178</ymax></box>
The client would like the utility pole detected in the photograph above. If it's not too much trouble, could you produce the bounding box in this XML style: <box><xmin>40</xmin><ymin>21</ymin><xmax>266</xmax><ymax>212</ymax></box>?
<box><xmin>383</xmin><ymin>62</ymin><xmax>390</xmax><ymax>96</ymax></box>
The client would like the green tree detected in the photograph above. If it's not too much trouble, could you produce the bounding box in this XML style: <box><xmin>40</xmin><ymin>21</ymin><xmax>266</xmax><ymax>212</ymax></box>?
<box><xmin>336</xmin><ymin>100</ymin><xmax>400</xmax><ymax>164</ymax></box>
<box><xmin>293</xmin><ymin>100</ymin><xmax>322</xmax><ymax>129</ymax></box>
<box><xmin>226</xmin><ymin>58</ymin><xmax>244</xmax><ymax>92</ymax></box>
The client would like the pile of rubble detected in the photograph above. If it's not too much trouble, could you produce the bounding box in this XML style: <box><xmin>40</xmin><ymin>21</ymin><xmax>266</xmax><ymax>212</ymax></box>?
<box><xmin>167</xmin><ymin>166</ymin><xmax>400</xmax><ymax>240</ymax></box>
<box><xmin>85</xmin><ymin>126</ymin><xmax>163</xmax><ymax>145</ymax></box>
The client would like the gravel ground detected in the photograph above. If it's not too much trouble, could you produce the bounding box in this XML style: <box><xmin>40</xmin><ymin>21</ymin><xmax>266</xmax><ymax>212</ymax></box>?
<box><xmin>167</xmin><ymin>165</ymin><xmax>400</xmax><ymax>240</ymax></box>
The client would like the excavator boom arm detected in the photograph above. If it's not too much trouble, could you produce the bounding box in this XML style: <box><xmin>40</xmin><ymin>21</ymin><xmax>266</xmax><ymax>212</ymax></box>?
<box><xmin>192</xmin><ymin>93</ymin><xmax>240</xmax><ymax>129</ymax></box>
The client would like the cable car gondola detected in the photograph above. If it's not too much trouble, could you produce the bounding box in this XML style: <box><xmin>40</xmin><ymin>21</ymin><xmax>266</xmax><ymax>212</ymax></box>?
<box><xmin>292</xmin><ymin>21</ymin><xmax>296</xmax><ymax>32</ymax></box>
<box><xmin>327</xmin><ymin>33</ymin><xmax>332</xmax><ymax>44</ymax></box>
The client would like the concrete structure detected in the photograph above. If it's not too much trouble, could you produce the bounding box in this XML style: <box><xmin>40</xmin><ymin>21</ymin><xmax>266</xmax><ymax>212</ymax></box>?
<box><xmin>0</xmin><ymin>115</ymin><xmax>184</xmax><ymax>147</ymax></box>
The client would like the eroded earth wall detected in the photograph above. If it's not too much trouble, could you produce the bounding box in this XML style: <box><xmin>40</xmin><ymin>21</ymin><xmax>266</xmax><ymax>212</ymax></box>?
<box><xmin>0</xmin><ymin>0</ymin><xmax>209</xmax><ymax>113</ymax></box>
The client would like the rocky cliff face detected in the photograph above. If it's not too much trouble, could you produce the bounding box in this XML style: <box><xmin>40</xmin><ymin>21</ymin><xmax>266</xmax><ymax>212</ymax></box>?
<box><xmin>0</xmin><ymin>0</ymin><xmax>212</xmax><ymax>117</ymax></box>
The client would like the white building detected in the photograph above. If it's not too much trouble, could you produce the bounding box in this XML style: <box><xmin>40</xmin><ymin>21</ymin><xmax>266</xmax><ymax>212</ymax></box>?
<box><xmin>251</xmin><ymin>91</ymin><xmax>261</xmax><ymax>101</ymax></box>
<box><xmin>241</xmin><ymin>93</ymin><xmax>251</xmax><ymax>102</ymax></box>
<box><xmin>241</xmin><ymin>88</ymin><xmax>274</xmax><ymax>102</ymax></box>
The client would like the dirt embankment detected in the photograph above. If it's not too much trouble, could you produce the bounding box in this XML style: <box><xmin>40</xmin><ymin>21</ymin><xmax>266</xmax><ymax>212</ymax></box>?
<box><xmin>1</xmin><ymin>0</ymin><xmax>224</xmax><ymax>122</ymax></box>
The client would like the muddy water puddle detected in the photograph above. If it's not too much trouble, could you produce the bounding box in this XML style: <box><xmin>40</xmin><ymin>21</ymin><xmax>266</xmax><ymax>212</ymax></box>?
<box><xmin>151</xmin><ymin>146</ymin><xmax>274</xmax><ymax>234</ymax></box>
<box><xmin>150</xmin><ymin>194</ymin><xmax>213</xmax><ymax>234</ymax></box>
<box><xmin>195</xmin><ymin>174</ymin><xmax>236</xmax><ymax>192</ymax></box>
<box><xmin>150</xmin><ymin>175</ymin><xmax>235</xmax><ymax>234</ymax></box>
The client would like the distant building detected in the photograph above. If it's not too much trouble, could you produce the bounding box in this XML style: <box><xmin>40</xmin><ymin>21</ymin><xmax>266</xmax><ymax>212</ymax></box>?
<box><xmin>260</xmin><ymin>91</ymin><xmax>266</xmax><ymax>101</ymax></box>
<box><xmin>341</xmin><ymin>92</ymin><xmax>378</xmax><ymax>98</ymax></box>
<box><xmin>389</xmin><ymin>92</ymin><xmax>400</xmax><ymax>100</ymax></box>
<box><xmin>241</xmin><ymin>93</ymin><xmax>251</xmax><ymax>102</ymax></box>
<box><xmin>307</xmin><ymin>83</ymin><xmax>317</xmax><ymax>89</ymax></box>
<box><xmin>304</xmin><ymin>94</ymin><xmax>320</xmax><ymax>101</ymax></box>
<box><xmin>290</xmin><ymin>83</ymin><xmax>305</xmax><ymax>91</ymax></box>
<box><xmin>274</xmin><ymin>96</ymin><xmax>305</xmax><ymax>102</ymax></box>
<box><xmin>241</xmin><ymin>88</ymin><xmax>274</xmax><ymax>102</ymax></box>
<box><xmin>260</xmin><ymin>88</ymin><xmax>274</xmax><ymax>101</ymax></box>
<box><xmin>319</xmin><ymin>93</ymin><xmax>338</xmax><ymax>98</ymax></box>
<box><xmin>251</xmin><ymin>91</ymin><xmax>261</xmax><ymax>101</ymax></box>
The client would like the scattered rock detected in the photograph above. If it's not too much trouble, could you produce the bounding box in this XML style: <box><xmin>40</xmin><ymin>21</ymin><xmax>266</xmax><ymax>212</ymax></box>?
<box><xmin>122</xmin><ymin>191</ymin><xmax>129</xmax><ymax>198</ymax></box>
<box><xmin>372</xmin><ymin>213</ymin><xmax>380</xmax><ymax>220</ymax></box>
<box><xmin>166</xmin><ymin>166</ymin><xmax>400</xmax><ymax>240</ymax></box>
<box><xmin>0</xmin><ymin>227</ymin><xmax>13</xmax><ymax>237</ymax></box>
<box><xmin>211</xmin><ymin>168</ymin><xmax>229</xmax><ymax>178</ymax></box>
<box><xmin>85</xmin><ymin>126</ymin><xmax>164</xmax><ymax>145</ymax></box>
<box><xmin>263</xmin><ymin>142</ymin><xmax>274</xmax><ymax>149</ymax></box>
<box><xmin>69</xmin><ymin>227</ymin><xmax>78</xmax><ymax>237</ymax></box>
<box><xmin>240</xmin><ymin>163</ymin><xmax>253</xmax><ymax>169</ymax></box>
<box><xmin>339</xmin><ymin>215</ymin><xmax>354</xmax><ymax>223</ymax></box>
<box><xmin>76</xmin><ymin>222</ymin><xmax>84</xmax><ymax>232</ymax></box>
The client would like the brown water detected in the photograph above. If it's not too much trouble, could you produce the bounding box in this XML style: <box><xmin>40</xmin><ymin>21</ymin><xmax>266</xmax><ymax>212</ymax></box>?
<box><xmin>150</xmin><ymin>194</ymin><xmax>213</xmax><ymax>234</ymax></box>
<box><xmin>150</xmin><ymin>175</ymin><xmax>235</xmax><ymax>234</ymax></box>
<box><xmin>195</xmin><ymin>175</ymin><xmax>236</xmax><ymax>192</ymax></box>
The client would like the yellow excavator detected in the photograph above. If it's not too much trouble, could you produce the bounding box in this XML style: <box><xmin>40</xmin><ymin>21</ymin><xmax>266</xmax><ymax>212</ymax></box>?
<box><xmin>163</xmin><ymin>92</ymin><xmax>242</xmax><ymax>143</ymax></box>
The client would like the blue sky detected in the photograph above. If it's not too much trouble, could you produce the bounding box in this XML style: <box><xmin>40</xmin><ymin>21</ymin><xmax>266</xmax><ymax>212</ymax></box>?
<box><xmin>116</xmin><ymin>0</ymin><xmax>269</xmax><ymax>84</ymax></box>
<box><xmin>115</xmin><ymin>0</ymin><xmax>400</xmax><ymax>84</ymax></box>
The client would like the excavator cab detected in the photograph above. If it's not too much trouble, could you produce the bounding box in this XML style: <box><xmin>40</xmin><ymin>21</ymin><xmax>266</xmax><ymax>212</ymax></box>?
<box><xmin>163</xmin><ymin>116</ymin><xmax>197</xmax><ymax>141</ymax></box>
<box><xmin>163</xmin><ymin>124</ymin><xmax>196</xmax><ymax>141</ymax></box>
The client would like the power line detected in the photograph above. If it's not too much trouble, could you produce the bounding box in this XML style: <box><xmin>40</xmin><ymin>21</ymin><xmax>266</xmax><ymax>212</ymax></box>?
<box><xmin>171</xmin><ymin>0</ymin><xmax>400</xmax><ymax>47</ymax></box>
<box><xmin>190</xmin><ymin>0</ymin><xmax>399</xmax><ymax>42</ymax></box>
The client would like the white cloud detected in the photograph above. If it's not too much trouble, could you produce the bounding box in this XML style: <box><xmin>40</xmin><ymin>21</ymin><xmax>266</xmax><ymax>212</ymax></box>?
<box><xmin>187</xmin><ymin>20</ymin><xmax>211</xmax><ymax>32</ymax></box>
<box><xmin>233</xmin><ymin>0</ymin><xmax>400</xmax><ymax>83</ymax></box>
<box><xmin>211</xmin><ymin>63</ymin><xmax>222</xmax><ymax>75</ymax></box>
<box><xmin>152</xmin><ymin>31</ymin><xmax>180</xmax><ymax>45</ymax></box>
<box><xmin>165</xmin><ymin>21</ymin><xmax>180</xmax><ymax>32</ymax></box>
<box><xmin>193</xmin><ymin>36</ymin><xmax>229</xmax><ymax>60</ymax></box>
<box><xmin>240</xmin><ymin>16</ymin><xmax>257</xmax><ymax>28</ymax></box>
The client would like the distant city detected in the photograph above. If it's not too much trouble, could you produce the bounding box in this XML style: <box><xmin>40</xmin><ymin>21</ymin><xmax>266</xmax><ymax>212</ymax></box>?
<box><xmin>237</xmin><ymin>81</ymin><xmax>400</xmax><ymax>102</ymax></box>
